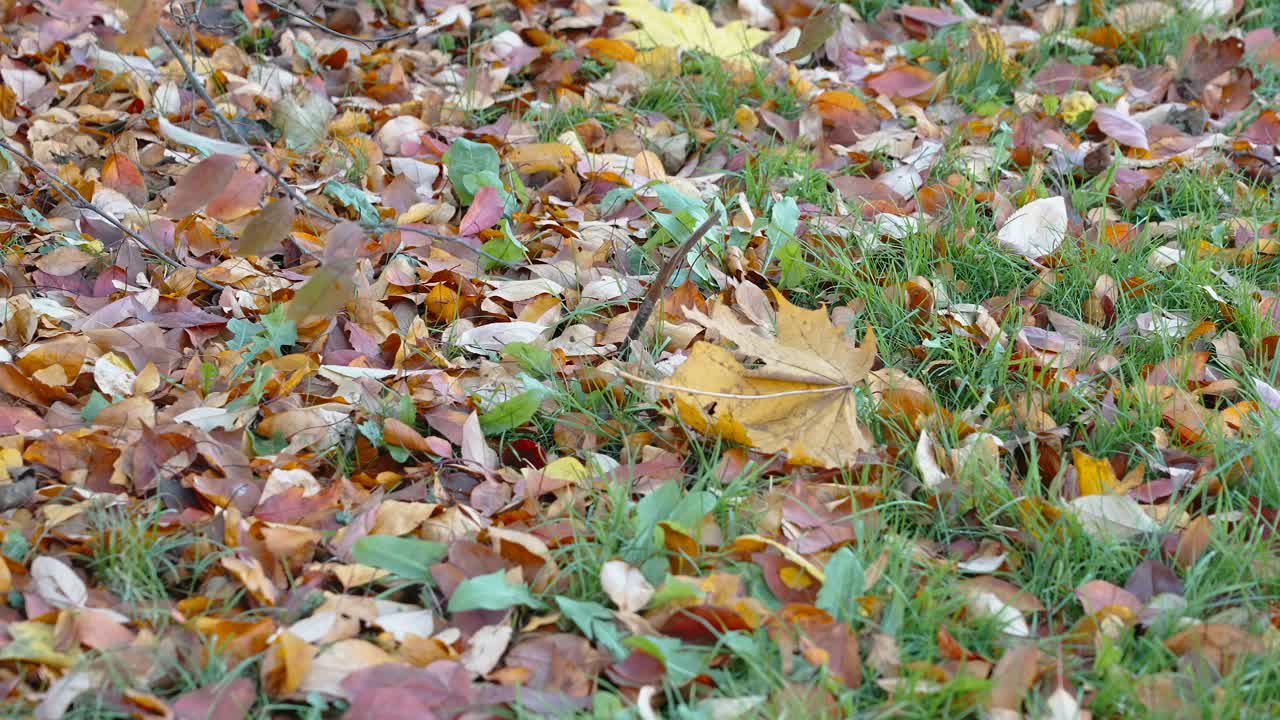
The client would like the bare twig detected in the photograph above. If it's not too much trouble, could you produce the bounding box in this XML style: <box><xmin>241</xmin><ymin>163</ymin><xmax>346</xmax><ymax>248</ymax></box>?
<box><xmin>622</xmin><ymin>212</ymin><xmax>720</xmax><ymax>358</ymax></box>
<box><xmin>155</xmin><ymin>25</ymin><xmax>487</xmax><ymax>262</ymax></box>
<box><xmin>608</xmin><ymin>367</ymin><xmax>851</xmax><ymax>400</ymax></box>
<box><xmin>0</xmin><ymin>136</ymin><xmax>227</xmax><ymax>292</ymax></box>
<box><xmin>259</xmin><ymin>0</ymin><xmax>417</xmax><ymax>45</ymax></box>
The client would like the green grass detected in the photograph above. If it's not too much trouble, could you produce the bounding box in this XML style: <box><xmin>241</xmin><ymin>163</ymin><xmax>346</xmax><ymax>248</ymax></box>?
<box><xmin>24</xmin><ymin>1</ymin><xmax>1280</xmax><ymax>718</ymax></box>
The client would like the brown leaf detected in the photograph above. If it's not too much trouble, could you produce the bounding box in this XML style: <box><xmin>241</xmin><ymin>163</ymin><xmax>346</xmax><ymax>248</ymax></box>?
<box><xmin>287</xmin><ymin>265</ymin><xmax>354</xmax><ymax>323</ymax></box>
<box><xmin>163</xmin><ymin>154</ymin><xmax>239</xmax><ymax>218</ymax></box>
<box><xmin>235</xmin><ymin>197</ymin><xmax>296</xmax><ymax>256</ymax></box>
<box><xmin>988</xmin><ymin>642</ymin><xmax>1042</xmax><ymax>712</ymax></box>
<box><xmin>665</xmin><ymin>290</ymin><xmax>877</xmax><ymax>467</ymax></box>
<box><xmin>1174</xmin><ymin>516</ymin><xmax>1212</xmax><ymax>569</ymax></box>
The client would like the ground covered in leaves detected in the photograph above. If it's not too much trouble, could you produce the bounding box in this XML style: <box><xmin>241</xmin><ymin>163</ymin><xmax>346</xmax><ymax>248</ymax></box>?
<box><xmin>1</xmin><ymin>0</ymin><xmax>1280</xmax><ymax>717</ymax></box>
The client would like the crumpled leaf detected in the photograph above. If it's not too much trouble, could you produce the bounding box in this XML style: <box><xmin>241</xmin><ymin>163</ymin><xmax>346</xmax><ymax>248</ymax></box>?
<box><xmin>667</xmin><ymin>290</ymin><xmax>877</xmax><ymax>467</ymax></box>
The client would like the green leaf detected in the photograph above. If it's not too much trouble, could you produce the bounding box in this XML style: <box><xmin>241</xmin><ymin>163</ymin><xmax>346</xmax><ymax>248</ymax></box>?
<box><xmin>226</xmin><ymin>317</ymin><xmax>263</xmax><ymax>351</ymax></box>
<box><xmin>260</xmin><ymin>305</ymin><xmax>297</xmax><ymax>356</ymax></box>
<box><xmin>599</xmin><ymin>186</ymin><xmax>635</xmax><ymax>216</ymax></box>
<box><xmin>503</xmin><ymin>342</ymin><xmax>556</xmax><ymax>377</ymax></box>
<box><xmin>81</xmin><ymin>392</ymin><xmax>110</xmax><ymax>423</ymax></box>
<box><xmin>624</xmin><ymin>635</ymin><xmax>707</xmax><ymax>686</ymax></box>
<box><xmin>447</xmin><ymin>570</ymin><xmax>546</xmax><ymax>612</ymax></box>
<box><xmin>556</xmin><ymin>597</ymin><xmax>630</xmax><ymax>660</ymax></box>
<box><xmin>668</xmin><ymin>490</ymin><xmax>716</xmax><ymax>534</ymax></box>
<box><xmin>444</xmin><ymin>138</ymin><xmax>501</xmax><ymax>206</ymax></box>
<box><xmin>815</xmin><ymin>546</ymin><xmax>864</xmax><ymax>624</ymax></box>
<box><xmin>479</xmin><ymin>224</ymin><xmax>526</xmax><ymax>270</ymax></box>
<box><xmin>775</xmin><ymin>240</ymin><xmax>805</xmax><ymax>288</ymax></box>
<box><xmin>357</xmin><ymin>419</ymin><xmax>383</xmax><ymax>447</ymax></box>
<box><xmin>323</xmin><ymin>181</ymin><xmax>380</xmax><ymax>225</ymax></box>
<box><xmin>398</xmin><ymin>394</ymin><xmax>416</xmax><ymax>425</ymax></box>
<box><xmin>249</xmin><ymin>429</ymin><xmax>288</xmax><ymax>456</ymax></box>
<box><xmin>649</xmin><ymin>577</ymin><xmax>701</xmax><ymax>608</ymax></box>
<box><xmin>634</xmin><ymin>480</ymin><xmax>682</xmax><ymax>545</ymax></box>
<box><xmin>765</xmin><ymin>196</ymin><xmax>799</xmax><ymax>260</ymax></box>
<box><xmin>351</xmin><ymin>535</ymin><xmax>447</xmax><ymax>582</ymax></box>
<box><xmin>229</xmin><ymin>364</ymin><xmax>272</xmax><ymax>409</ymax></box>
<box><xmin>479</xmin><ymin>389</ymin><xmax>544</xmax><ymax>435</ymax></box>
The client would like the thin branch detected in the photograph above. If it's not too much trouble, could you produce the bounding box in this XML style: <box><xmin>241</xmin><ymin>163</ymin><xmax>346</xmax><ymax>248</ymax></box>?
<box><xmin>259</xmin><ymin>0</ymin><xmax>417</xmax><ymax>45</ymax></box>
<box><xmin>608</xmin><ymin>367</ymin><xmax>852</xmax><ymax>400</ymax></box>
<box><xmin>156</xmin><ymin>25</ymin><xmax>487</xmax><ymax>262</ymax></box>
<box><xmin>622</xmin><ymin>212</ymin><xmax>720</xmax><ymax>358</ymax></box>
<box><xmin>0</xmin><ymin>137</ymin><xmax>227</xmax><ymax>292</ymax></box>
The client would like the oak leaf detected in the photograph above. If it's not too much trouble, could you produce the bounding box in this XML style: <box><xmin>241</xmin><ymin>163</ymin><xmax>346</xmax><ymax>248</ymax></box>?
<box><xmin>666</xmin><ymin>291</ymin><xmax>876</xmax><ymax>467</ymax></box>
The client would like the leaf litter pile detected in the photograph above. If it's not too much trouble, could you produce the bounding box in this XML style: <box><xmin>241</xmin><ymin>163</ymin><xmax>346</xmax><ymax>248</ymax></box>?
<box><xmin>1</xmin><ymin>0</ymin><xmax>1279</xmax><ymax>716</ymax></box>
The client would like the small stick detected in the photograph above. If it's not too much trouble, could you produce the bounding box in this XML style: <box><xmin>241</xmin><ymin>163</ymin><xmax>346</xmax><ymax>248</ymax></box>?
<box><xmin>0</xmin><ymin>137</ymin><xmax>227</xmax><ymax>292</ymax></box>
<box><xmin>156</xmin><ymin>26</ymin><xmax>490</xmax><ymax>262</ymax></box>
<box><xmin>622</xmin><ymin>213</ymin><xmax>720</xmax><ymax>358</ymax></box>
<box><xmin>259</xmin><ymin>0</ymin><xmax>417</xmax><ymax>46</ymax></box>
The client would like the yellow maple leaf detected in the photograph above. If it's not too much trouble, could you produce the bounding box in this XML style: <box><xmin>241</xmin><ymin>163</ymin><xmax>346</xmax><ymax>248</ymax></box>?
<box><xmin>664</xmin><ymin>291</ymin><xmax>876</xmax><ymax>467</ymax></box>
<box><xmin>614</xmin><ymin>0</ymin><xmax>771</xmax><ymax>63</ymax></box>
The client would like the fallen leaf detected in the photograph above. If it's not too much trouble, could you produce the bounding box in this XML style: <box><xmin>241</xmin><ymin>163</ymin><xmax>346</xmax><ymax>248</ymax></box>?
<box><xmin>614</xmin><ymin>0</ymin><xmax>770</xmax><ymax>62</ymax></box>
<box><xmin>1073</xmin><ymin>448</ymin><xmax>1119</xmax><ymax>496</ymax></box>
<box><xmin>1094</xmin><ymin>107</ymin><xmax>1150</xmax><ymax>149</ymax></box>
<box><xmin>1069</xmin><ymin>495</ymin><xmax>1160</xmax><ymax>539</ymax></box>
<box><xmin>235</xmin><ymin>198</ymin><xmax>296</xmax><ymax>256</ymax></box>
<box><xmin>666</xmin><ymin>290</ymin><xmax>877</xmax><ymax>467</ymax></box>
<box><xmin>163</xmin><ymin>154</ymin><xmax>240</xmax><ymax>218</ymax></box>
<box><xmin>601</xmin><ymin>560</ymin><xmax>655</xmax><ymax>613</ymax></box>
<box><xmin>997</xmin><ymin>196</ymin><xmax>1069</xmax><ymax>259</ymax></box>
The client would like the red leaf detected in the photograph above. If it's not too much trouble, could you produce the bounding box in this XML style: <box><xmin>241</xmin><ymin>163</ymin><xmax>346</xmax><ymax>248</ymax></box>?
<box><xmin>1032</xmin><ymin>62</ymin><xmax>1101</xmax><ymax>95</ymax></box>
<box><xmin>1094</xmin><ymin>108</ymin><xmax>1149</xmax><ymax>149</ymax></box>
<box><xmin>1075</xmin><ymin>579</ymin><xmax>1143</xmax><ymax>616</ymax></box>
<box><xmin>459</xmin><ymin>186</ymin><xmax>504</xmax><ymax>236</ymax></box>
<box><xmin>865</xmin><ymin>65</ymin><xmax>937</xmax><ymax>100</ymax></box>
<box><xmin>102</xmin><ymin>153</ymin><xmax>147</xmax><ymax>205</ymax></box>
<box><xmin>163</xmin><ymin>154</ymin><xmax>239</xmax><ymax>218</ymax></box>
<box><xmin>205</xmin><ymin>168</ymin><xmax>268</xmax><ymax>222</ymax></box>
<box><xmin>897</xmin><ymin>5</ymin><xmax>962</xmax><ymax>28</ymax></box>
<box><xmin>172</xmin><ymin>678</ymin><xmax>256</xmax><ymax>720</ymax></box>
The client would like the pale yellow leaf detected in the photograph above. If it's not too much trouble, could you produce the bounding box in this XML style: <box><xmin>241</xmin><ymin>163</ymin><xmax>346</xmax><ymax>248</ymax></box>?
<box><xmin>614</xmin><ymin>0</ymin><xmax>771</xmax><ymax>63</ymax></box>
